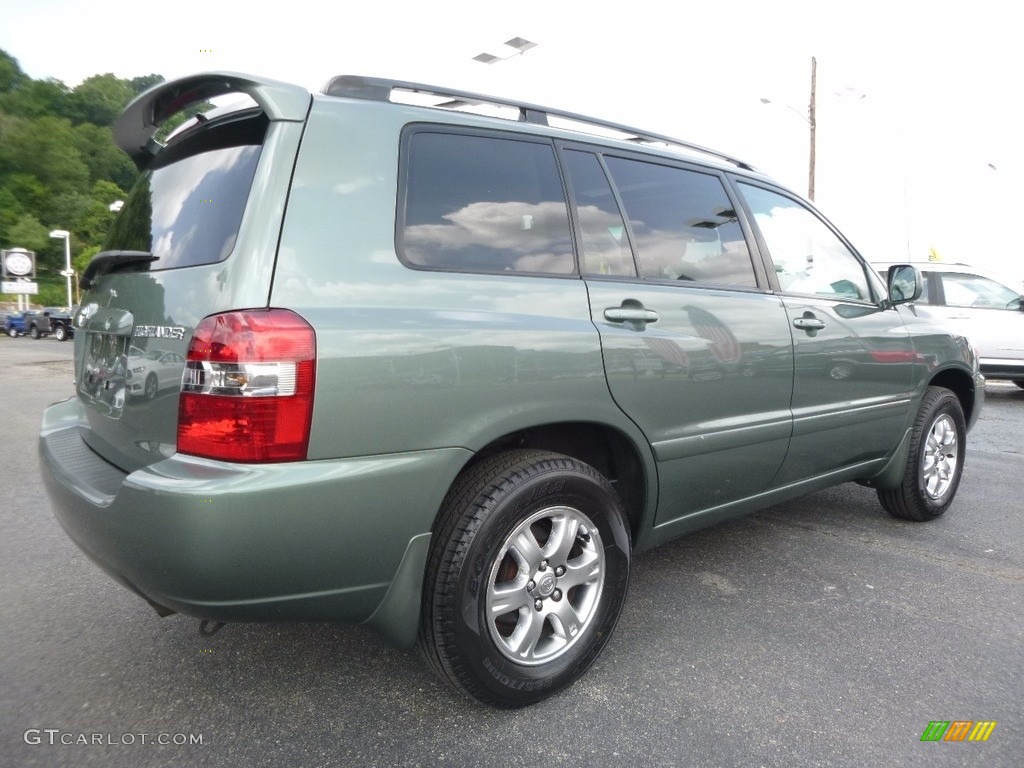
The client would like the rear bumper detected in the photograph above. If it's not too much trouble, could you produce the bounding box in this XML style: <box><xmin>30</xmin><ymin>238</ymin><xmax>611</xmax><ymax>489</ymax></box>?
<box><xmin>40</xmin><ymin>397</ymin><xmax>467</xmax><ymax>642</ymax></box>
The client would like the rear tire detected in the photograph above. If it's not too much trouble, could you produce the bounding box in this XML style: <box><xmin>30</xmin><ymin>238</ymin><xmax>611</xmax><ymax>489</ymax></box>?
<box><xmin>878</xmin><ymin>386</ymin><xmax>966</xmax><ymax>521</ymax></box>
<box><xmin>29</xmin><ymin>325</ymin><xmax>40</xmax><ymax>339</ymax></box>
<box><xmin>419</xmin><ymin>450</ymin><xmax>631</xmax><ymax>708</ymax></box>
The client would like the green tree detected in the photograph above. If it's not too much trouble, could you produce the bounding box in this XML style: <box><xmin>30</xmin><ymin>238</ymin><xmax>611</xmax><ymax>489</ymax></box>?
<box><xmin>72</xmin><ymin>180</ymin><xmax>125</xmax><ymax>245</ymax></box>
<box><xmin>0</xmin><ymin>173</ymin><xmax>46</xmax><ymax>246</ymax></box>
<box><xmin>0</xmin><ymin>115</ymin><xmax>90</xmax><ymax>195</ymax></box>
<box><xmin>48</xmin><ymin>190</ymin><xmax>92</xmax><ymax>231</ymax></box>
<box><xmin>0</xmin><ymin>49</ymin><xmax>166</xmax><ymax>305</ymax></box>
<box><xmin>6</xmin><ymin>213</ymin><xmax>49</xmax><ymax>252</ymax></box>
<box><xmin>66</xmin><ymin>73</ymin><xmax>135</xmax><ymax>126</ymax></box>
<box><xmin>0</xmin><ymin>49</ymin><xmax>26</xmax><ymax>93</ymax></box>
<box><xmin>0</xmin><ymin>77</ymin><xmax>69</xmax><ymax>119</ymax></box>
<box><xmin>72</xmin><ymin>122</ymin><xmax>138</xmax><ymax>189</ymax></box>
<box><xmin>130</xmin><ymin>74</ymin><xmax>163</xmax><ymax>96</ymax></box>
<box><xmin>0</xmin><ymin>172</ymin><xmax>46</xmax><ymax>216</ymax></box>
<box><xmin>74</xmin><ymin>243</ymin><xmax>100</xmax><ymax>276</ymax></box>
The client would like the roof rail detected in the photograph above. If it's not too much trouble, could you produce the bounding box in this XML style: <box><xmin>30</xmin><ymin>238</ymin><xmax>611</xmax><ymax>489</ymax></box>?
<box><xmin>322</xmin><ymin>75</ymin><xmax>758</xmax><ymax>172</ymax></box>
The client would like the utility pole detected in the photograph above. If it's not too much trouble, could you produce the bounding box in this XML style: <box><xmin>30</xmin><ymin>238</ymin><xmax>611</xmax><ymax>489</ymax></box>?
<box><xmin>808</xmin><ymin>56</ymin><xmax>817</xmax><ymax>202</ymax></box>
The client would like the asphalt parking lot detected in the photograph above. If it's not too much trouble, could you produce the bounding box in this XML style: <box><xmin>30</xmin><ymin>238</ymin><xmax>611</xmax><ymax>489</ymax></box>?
<box><xmin>1</xmin><ymin>336</ymin><xmax>1021</xmax><ymax>768</ymax></box>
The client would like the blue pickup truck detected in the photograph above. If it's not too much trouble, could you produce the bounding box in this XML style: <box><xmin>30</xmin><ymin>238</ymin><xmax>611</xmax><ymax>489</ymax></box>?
<box><xmin>5</xmin><ymin>307</ymin><xmax>76</xmax><ymax>340</ymax></box>
<box><xmin>4</xmin><ymin>311</ymin><xmax>33</xmax><ymax>337</ymax></box>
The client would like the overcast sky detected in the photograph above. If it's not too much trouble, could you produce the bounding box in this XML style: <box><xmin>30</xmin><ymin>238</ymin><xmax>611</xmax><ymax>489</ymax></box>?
<box><xmin>3</xmin><ymin>0</ymin><xmax>1020</xmax><ymax>282</ymax></box>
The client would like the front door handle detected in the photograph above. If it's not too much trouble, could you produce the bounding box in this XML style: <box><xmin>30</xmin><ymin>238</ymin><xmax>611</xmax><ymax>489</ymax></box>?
<box><xmin>604</xmin><ymin>303</ymin><xmax>659</xmax><ymax>331</ymax></box>
<box><xmin>793</xmin><ymin>313</ymin><xmax>826</xmax><ymax>336</ymax></box>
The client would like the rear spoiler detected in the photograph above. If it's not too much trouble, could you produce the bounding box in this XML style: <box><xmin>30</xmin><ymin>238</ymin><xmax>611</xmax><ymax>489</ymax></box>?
<box><xmin>114</xmin><ymin>71</ymin><xmax>312</xmax><ymax>169</ymax></box>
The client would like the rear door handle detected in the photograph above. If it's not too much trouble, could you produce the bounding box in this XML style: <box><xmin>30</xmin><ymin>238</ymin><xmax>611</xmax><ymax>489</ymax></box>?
<box><xmin>604</xmin><ymin>307</ymin><xmax>660</xmax><ymax>324</ymax></box>
<box><xmin>604</xmin><ymin>301</ymin><xmax>660</xmax><ymax>332</ymax></box>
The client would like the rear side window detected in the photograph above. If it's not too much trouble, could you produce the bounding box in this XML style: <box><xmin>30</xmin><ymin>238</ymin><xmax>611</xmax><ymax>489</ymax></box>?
<box><xmin>602</xmin><ymin>156</ymin><xmax>756</xmax><ymax>287</ymax></box>
<box><xmin>400</xmin><ymin>131</ymin><xmax>574</xmax><ymax>275</ymax></box>
<box><xmin>562</xmin><ymin>150</ymin><xmax>636</xmax><ymax>277</ymax></box>
<box><xmin>104</xmin><ymin>115</ymin><xmax>266</xmax><ymax>269</ymax></box>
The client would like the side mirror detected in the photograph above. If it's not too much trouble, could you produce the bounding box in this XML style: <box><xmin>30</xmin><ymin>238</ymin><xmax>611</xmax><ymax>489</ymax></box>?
<box><xmin>887</xmin><ymin>264</ymin><xmax>922</xmax><ymax>305</ymax></box>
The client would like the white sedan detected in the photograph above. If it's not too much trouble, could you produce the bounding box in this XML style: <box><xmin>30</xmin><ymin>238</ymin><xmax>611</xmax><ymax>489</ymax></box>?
<box><xmin>874</xmin><ymin>261</ymin><xmax>1024</xmax><ymax>386</ymax></box>
<box><xmin>127</xmin><ymin>347</ymin><xmax>186</xmax><ymax>399</ymax></box>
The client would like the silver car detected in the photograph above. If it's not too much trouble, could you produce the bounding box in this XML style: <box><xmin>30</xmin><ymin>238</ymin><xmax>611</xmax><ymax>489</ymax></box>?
<box><xmin>874</xmin><ymin>261</ymin><xmax>1024</xmax><ymax>386</ymax></box>
<box><xmin>126</xmin><ymin>346</ymin><xmax>186</xmax><ymax>399</ymax></box>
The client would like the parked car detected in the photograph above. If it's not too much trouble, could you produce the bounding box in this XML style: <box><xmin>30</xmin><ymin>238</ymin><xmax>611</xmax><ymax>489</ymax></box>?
<box><xmin>126</xmin><ymin>346</ymin><xmax>186</xmax><ymax>399</ymax></box>
<box><xmin>49</xmin><ymin>308</ymin><xmax>76</xmax><ymax>341</ymax></box>
<box><xmin>26</xmin><ymin>306</ymin><xmax>76</xmax><ymax>340</ymax></box>
<box><xmin>873</xmin><ymin>261</ymin><xmax>1024</xmax><ymax>386</ymax></box>
<box><xmin>5</xmin><ymin>310</ymin><xmax>33</xmax><ymax>337</ymax></box>
<box><xmin>41</xmin><ymin>72</ymin><xmax>984</xmax><ymax>708</ymax></box>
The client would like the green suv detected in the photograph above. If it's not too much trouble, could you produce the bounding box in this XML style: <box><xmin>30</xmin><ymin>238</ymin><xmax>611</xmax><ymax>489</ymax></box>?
<box><xmin>39</xmin><ymin>72</ymin><xmax>984</xmax><ymax>708</ymax></box>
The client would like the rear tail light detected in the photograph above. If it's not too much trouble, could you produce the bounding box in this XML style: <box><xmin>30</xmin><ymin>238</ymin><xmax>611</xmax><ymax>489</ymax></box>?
<box><xmin>177</xmin><ymin>309</ymin><xmax>316</xmax><ymax>462</ymax></box>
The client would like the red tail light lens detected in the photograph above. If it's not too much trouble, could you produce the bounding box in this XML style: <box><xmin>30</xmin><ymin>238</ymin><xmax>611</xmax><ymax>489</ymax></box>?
<box><xmin>177</xmin><ymin>309</ymin><xmax>316</xmax><ymax>462</ymax></box>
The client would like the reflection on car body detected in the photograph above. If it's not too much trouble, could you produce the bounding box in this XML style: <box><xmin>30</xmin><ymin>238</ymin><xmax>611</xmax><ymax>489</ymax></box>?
<box><xmin>127</xmin><ymin>347</ymin><xmax>186</xmax><ymax>399</ymax></box>
<box><xmin>79</xmin><ymin>333</ymin><xmax>129</xmax><ymax>416</ymax></box>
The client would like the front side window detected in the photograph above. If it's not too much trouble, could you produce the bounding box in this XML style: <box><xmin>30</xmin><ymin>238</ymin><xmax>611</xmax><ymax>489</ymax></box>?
<box><xmin>739</xmin><ymin>183</ymin><xmax>872</xmax><ymax>301</ymax></box>
<box><xmin>602</xmin><ymin>156</ymin><xmax>756</xmax><ymax>287</ymax></box>
<box><xmin>400</xmin><ymin>131</ymin><xmax>574</xmax><ymax>275</ymax></box>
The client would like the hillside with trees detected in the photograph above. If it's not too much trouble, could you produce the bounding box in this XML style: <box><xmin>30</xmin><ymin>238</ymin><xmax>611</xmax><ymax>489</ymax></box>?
<box><xmin>0</xmin><ymin>49</ymin><xmax>163</xmax><ymax>307</ymax></box>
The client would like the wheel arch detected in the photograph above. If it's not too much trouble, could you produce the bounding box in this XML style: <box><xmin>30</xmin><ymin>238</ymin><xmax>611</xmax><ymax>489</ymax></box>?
<box><xmin>928</xmin><ymin>366</ymin><xmax>979</xmax><ymax>429</ymax></box>
<box><xmin>442</xmin><ymin>421</ymin><xmax>654</xmax><ymax>548</ymax></box>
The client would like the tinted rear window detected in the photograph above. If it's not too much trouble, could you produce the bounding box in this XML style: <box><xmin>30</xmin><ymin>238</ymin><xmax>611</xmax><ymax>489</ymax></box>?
<box><xmin>399</xmin><ymin>131</ymin><xmax>574</xmax><ymax>275</ymax></box>
<box><xmin>604</xmin><ymin>156</ymin><xmax>756</xmax><ymax>287</ymax></box>
<box><xmin>103</xmin><ymin>115</ymin><xmax>266</xmax><ymax>269</ymax></box>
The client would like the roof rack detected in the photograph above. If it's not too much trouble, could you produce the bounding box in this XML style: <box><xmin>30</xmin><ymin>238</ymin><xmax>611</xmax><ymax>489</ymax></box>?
<box><xmin>322</xmin><ymin>75</ymin><xmax>758</xmax><ymax>172</ymax></box>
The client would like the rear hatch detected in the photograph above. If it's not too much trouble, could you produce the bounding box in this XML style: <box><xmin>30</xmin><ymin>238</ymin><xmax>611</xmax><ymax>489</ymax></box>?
<box><xmin>74</xmin><ymin>73</ymin><xmax>311</xmax><ymax>472</ymax></box>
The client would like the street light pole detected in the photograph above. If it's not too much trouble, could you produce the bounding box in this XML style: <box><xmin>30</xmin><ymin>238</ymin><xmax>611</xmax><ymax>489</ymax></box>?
<box><xmin>48</xmin><ymin>229</ymin><xmax>73</xmax><ymax>308</ymax></box>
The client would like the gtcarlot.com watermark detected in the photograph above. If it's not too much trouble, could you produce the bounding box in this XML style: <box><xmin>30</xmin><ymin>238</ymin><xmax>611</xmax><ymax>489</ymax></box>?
<box><xmin>24</xmin><ymin>729</ymin><xmax>203</xmax><ymax>746</ymax></box>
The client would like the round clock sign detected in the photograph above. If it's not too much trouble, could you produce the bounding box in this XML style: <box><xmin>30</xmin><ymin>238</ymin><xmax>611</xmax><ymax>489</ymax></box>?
<box><xmin>4</xmin><ymin>250</ymin><xmax>33</xmax><ymax>277</ymax></box>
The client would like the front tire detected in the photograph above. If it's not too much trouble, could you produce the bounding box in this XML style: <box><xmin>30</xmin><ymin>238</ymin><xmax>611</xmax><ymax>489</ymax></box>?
<box><xmin>53</xmin><ymin>324</ymin><xmax>67</xmax><ymax>341</ymax></box>
<box><xmin>419</xmin><ymin>450</ymin><xmax>631</xmax><ymax>708</ymax></box>
<box><xmin>878</xmin><ymin>386</ymin><xmax>966</xmax><ymax>521</ymax></box>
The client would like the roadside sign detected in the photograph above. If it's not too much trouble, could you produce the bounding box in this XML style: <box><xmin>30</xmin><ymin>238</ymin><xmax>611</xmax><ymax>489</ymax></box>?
<box><xmin>2</xmin><ymin>248</ymin><xmax>36</xmax><ymax>278</ymax></box>
<box><xmin>2</xmin><ymin>280</ymin><xmax>39</xmax><ymax>294</ymax></box>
